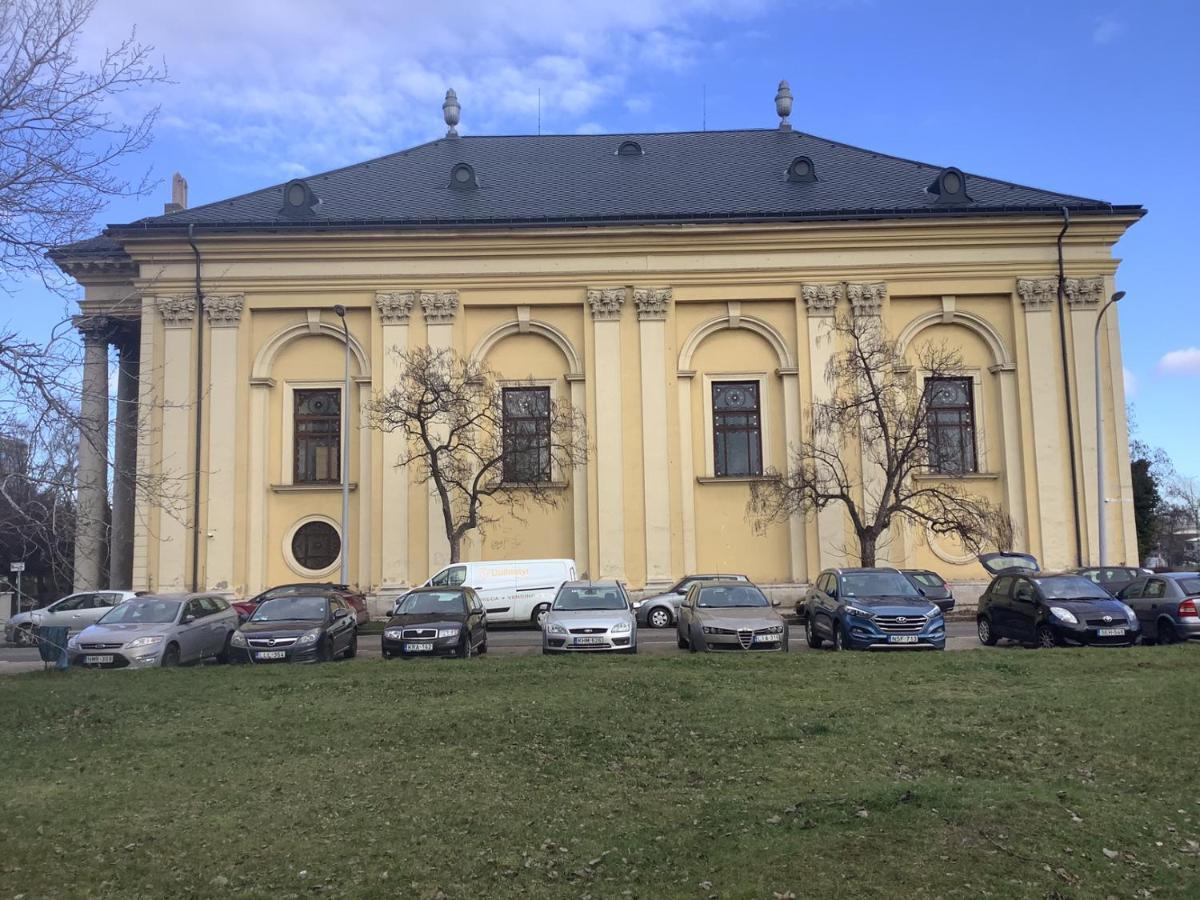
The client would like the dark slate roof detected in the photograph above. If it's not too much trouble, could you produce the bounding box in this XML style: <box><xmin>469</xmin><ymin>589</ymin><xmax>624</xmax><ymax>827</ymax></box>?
<box><xmin>104</xmin><ymin>128</ymin><xmax>1140</xmax><ymax>235</ymax></box>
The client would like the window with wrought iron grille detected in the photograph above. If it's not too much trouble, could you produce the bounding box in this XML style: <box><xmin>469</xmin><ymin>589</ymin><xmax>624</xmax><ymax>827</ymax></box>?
<box><xmin>294</xmin><ymin>389</ymin><xmax>341</xmax><ymax>483</ymax></box>
<box><xmin>291</xmin><ymin>520</ymin><xmax>340</xmax><ymax>571</ymax></box>
<box><xmin>712</xmin><ymin>381</ymin><xmax>763</xmax><ymax>477</ymax></box>
<box><xmin>925</xmin><ymin>377</ymin><xmax>977</xmax><ymax>474</ymax></box>
<box><xmin>502</xmin><ymin>387</ymin><xmax>551</xmax><ymax>483</ymax></box>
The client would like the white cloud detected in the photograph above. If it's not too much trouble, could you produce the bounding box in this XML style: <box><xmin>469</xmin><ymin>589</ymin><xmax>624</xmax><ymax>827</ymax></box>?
<box><xmin>82</xmin><ymin>0</ymin><xmax>771</xmax><ymax>178</ymax></box>
<box><xmin>1158</xmin><ymin>347</ymin><xmax>1200</xmax><ymax>376</ymax></box>
<box><xmin>574</xmin><ymin>121</ymin><xmax>606</xmax><ymax>134</ymax></box>
<box><xmin>1092</xmin><ymin>16</ymin><xmax>1123</xmax><ymax>45</ymax></box>
<box><xmin>1123</xmin><ymin>366</ymin><xmax>1138</xmax><ymax>398</ymax></box>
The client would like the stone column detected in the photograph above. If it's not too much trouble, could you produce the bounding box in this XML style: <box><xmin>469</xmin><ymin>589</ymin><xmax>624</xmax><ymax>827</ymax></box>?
<box><xmin>202</xmin><ymin>295</ymin><xmax>244</xmax><ymax>590</ymax></box>
<box><xmin>1065</xmin><ymin>277</ymin><xmax>1105</xmax><ymax>562</ymax></box>
<box><xmin>990</xmin><ymin>362</ymin><xmax>1028</xmax><ymax>542</ymax></box>
<box><xmin>1016</xmin><ymin>278</ymin><xmax>1071</xmax><ymax>569</ymax></box>
<box><xmin>157</xmin><ymin>296</ymin><xmax>196</xmax><ymax>590</ymax></box>
<box><xmin>802</xmin><ymin>283</ymin><xmax>847</xmax><ymax>569</ymax></box>
<box><xmin>634</xmin><ymin>287</ymin><xmax>672</xmax><ymax>587</ymax></box>
<box><xmin>109</xmin><ymin>324</ymin><xmax>140</xmax><ymax>588</ymax></box>
<box><xmin>421</xmin><ymin>290</ymin><xmax>458</xmax><ymax>576</ymax></box>
<box><xmin>377</xmin><ymin>291</ymin><xmax>414</xmax><ymax>586</ymax></box>
<box><xmin>74</xmin><ymin>316</ymin><xmax>111</xmax><ymax>591</ymax></box>
<box><xmin>565</xmin><ymin>373</ymin><xmax>590</xmax><ymax>573</ymax></box>
<box><xmin>588</xmin><ymin>287</ymin><xmax>626</xmax><ymax>579</ymax></box>
<box><xmin>131</xmin><ymin>297</ymin><xmax>158</xmax><ymax>591</ymax></box>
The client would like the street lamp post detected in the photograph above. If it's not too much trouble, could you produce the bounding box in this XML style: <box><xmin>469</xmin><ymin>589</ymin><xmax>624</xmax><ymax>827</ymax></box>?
<box><xmin>333</xmin><ymin>305</ymin><xmax>351</xmax><ymax>586</ymax></box>
<box><xmin>1094</xmin><ymin>290</ymin><xmax>1126</xmax><ymax>568</ymax></box>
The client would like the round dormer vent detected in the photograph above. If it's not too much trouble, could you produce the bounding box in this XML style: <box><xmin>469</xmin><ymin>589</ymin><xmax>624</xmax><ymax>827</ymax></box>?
<box><xmin>929</xmin><ymin>167</ymin><xmax>971</xmax><ymax>205</ymax></box>
<box><xmin>279</xmin><ymin>179</ymin><xmax>318</xmax><ymax>218</ymax></box>
<box><xmin>449</xmin><ymin>162</ymin><xmax>477</xmax><ymax>189</ymax></box>
<box><xmin>616</xmin><ymin>140</ymin><xmax>643</xmax><ymax>156</ymax></box>
<box><xmin>787</xmin><ymin>155</ymin><xmax>817</xmax><ymax>183</ymax></box>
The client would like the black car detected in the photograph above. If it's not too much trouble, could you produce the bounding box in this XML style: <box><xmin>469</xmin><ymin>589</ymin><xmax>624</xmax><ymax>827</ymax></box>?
<box><xmin>975</xmin><ymin>553</ymin><xmax>1140</xmax><ymax>648</ymax></box>
<box><xmin>229</xmin><ymin>594</ymin><xmax>358</xmax><ymax>663</ymax></box>
<box><xmin>1071</xmin><ymin>566</ymin><xmax>1151</xmax><ymax>596</ymax></box>
<box><xmin>381</xmin><ymin>587</ymin><xmax>487</xmax><ymax>659</ymax></box>
<box><xmin>901</xmin><ymin>568</ymin><xmax>955</xmax><ymax>614</ymax></box>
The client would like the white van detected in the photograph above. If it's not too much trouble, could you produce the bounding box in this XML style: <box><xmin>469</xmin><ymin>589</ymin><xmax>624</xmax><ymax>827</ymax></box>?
<box><xmin>415</xmin><ymin>559</ymin><xmax>577</xmax><ymax>626</ymax></box>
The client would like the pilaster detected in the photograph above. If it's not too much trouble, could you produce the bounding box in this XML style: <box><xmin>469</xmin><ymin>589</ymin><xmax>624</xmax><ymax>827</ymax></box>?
<box><xmin>157</xmin><ymin>295</ymin><xmax>196</xmax><ymax>590</ymax></box>
<box><xmin>1066</xmin><ymin>277</ymin><xmax>1105</xmax><ymax>562</ymax></box>
<box><xmin>588</xmin><ymin>287</ymin><xmax>626</xmax><ymax>579</ymax></box>
<box><xmin>202</xmin><ymin>294</ymin><xmax>243</xmax><ymax>590</ymax></box>
<box><xmin>421</xmin><ymin>290</ymin><xmax>457</xmax><ymax>576</ymax></box>
<box><xmin>802</xmin><ymin>283</ymin><xmax>847</xmax><ymax>568</ymax></box>
<box><xmin>634</xmin><ymin>287</ymin><xmax>672</xmax><ymax>586</ymax></box>
<box><xmin>73</xmin><ymin>316</ymin><xmax>111</xmax><ymax>591</ymax></box>
<box><xmin>377</xmin><ymin>291</ymin><xmax>414</xmax><ymax>586</ymax></box>
<box><xmin>131</xmin><ymin>297</ymin><xmax>158</xmax><ymax>592</ymax></box>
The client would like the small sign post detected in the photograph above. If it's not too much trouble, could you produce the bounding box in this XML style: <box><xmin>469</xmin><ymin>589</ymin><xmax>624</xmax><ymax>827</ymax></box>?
<box><xmin>8</xmin><ymin>562</ymin><xmax>23</xmax><ymax>618</ymax></box>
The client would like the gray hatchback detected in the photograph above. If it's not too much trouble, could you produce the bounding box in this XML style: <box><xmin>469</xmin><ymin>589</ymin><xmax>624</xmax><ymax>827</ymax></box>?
<box><xmin>68</xmin><ymin>594</ymin><xmax>239</xmax><ymax>669</ymax></box>
<box><xmin>542</xmin><ymin>581</ymin><xmax>637</xmax><ymax>654</ymax></box>
<box><xmin>1118</xmin><ymin>573</ymin><xmax>1200</xmax><ymax>644</ymax></box>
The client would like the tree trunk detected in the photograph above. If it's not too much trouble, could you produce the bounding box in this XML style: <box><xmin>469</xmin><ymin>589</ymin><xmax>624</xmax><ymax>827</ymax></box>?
<box><xmin>858</xmin><ymin>532</ymin><xmax>877</xmax><ymax>567</ymax></box>
<box><xmin>448</xmin><ymin>532</ymin><xmax>461</xmax><ymax>564</ymax></box>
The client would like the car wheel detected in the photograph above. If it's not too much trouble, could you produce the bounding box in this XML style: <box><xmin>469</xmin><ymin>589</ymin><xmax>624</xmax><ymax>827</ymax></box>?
<box><xmin>977</xmin><ymin>616</ymin><xmax>997</xmax><ymax>646</ymax></box>
<box><xmin>542</xmin><ymin>647</ymin><xmax>554</xmax><ymax>656</ymax></box>
<box><xmin>689</xmin><ymin>626</ymin><xmax>704</xmax><ymax>653</ymax></box>
<box><xmin>782</xmin><ymin>633</ymin><xmax>790</xmax><ymax>653</ymax></box>
<box><xmin>344</xmin><ymin>631</ymin><xmax>358</xmax><ymax>659</ymax></box>
<box><xmin>805</xmin><ymin>618</ymin><xmax>821</xmax><ymax>649</ymax></box>
<box><xmin>458</xmin><ymin>632</ymin><xmax>473</xmax><ymax>660</ymax></box>
<box><xmin>479</xmin><ymin>637</ymin><xmax>488</xmax><ymax>654</ymax></box>
<box><xmin>216</xmin><ymin>632</ymin><xmax>233</xmax><ymax>664</ymax></box>
<box><xmin>831</xmin><ymin>621</ymin><xmax>846</xmax><ymax>651</ymax></box>
<box><xmin>161</xmin><ymin>643</ymin><xmax>181</xmax><ymax>667</ymax></box>
<box><xmin>319</xmin><ymin>636</ymin><xmax>334</xmax><ymax>662</ymax></box>
<box><xmin>14</xmin><ymin>624</ymin><xmax>34</xmax><ymax>647</ymax></box>
<box><xmin>532</xmin><ymin>604</ymin><xmax>551</xmax><ymax>628</ymax></box>
<box><xmin>647</xmin><ymin>607</ymin><xmax>672</xmax><ymax>629</ymax></box>
<box><xmin>677</xmin><ymin>630</ymin><xmax>688</xmax><ymax>650</ymax></box>
<box><xmin>1158</xmin><ymin>619</ymin><xmax>1178</xmax><ymax>645</ymax></box>
<box><xmin>1036</xmin><ymin>624</ymin><xmax>1057</xmax><ymax>649</ymax></box>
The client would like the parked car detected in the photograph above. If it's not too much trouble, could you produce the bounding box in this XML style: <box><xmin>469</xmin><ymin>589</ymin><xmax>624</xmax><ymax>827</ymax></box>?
<box><xmin>633</xmin><ymin>573</ymin><xmax>750</xmax><ymax>629</ymax></box>
<box><xmin>234</xmin><ymin>583</ymin><xmax>370</xmax><ymax>625</ymax></box>
<box><xmin>414</xmin><ymin>559</ymin><xmax>577</xmax><ymax>627</ymax></box>
<box><xmin>1118</xmin><ymin>572</ymin><xmax>1200</xmax><ymax>644</ymax></box>
<box><xmin>1071</xmin><ymin>566</ymin><xmax>1151</xmax><ymax>596</ymax></box>
<box><xmin>542</xmin><ymin>580</ymin><xmax>636</xmax><ymax>654</ymax></box>
<box><xmin>676</xmin><ymin>582</ymin><xmax>787</xmax><ymax>652</ymax></box>
<box><xmin>901</xmin><ymin>569</ymin><xmax>955</xmax><ymax>614</ymax></box>
<box><xmin>381</xmin><ymin>587</ymin><xmax>487</xmax><ymax>659</ymax></box>
<box><xmin>67</xmin><ymin>594</ymin><xmax>238</xmax><ymax>668</ymax></box>
<box><xmin>229</xmin><ymin>593</ymin><xmax>358</xmax><ymax>663</ymax></box>
<box><xmin>803</xmin><ymin>568</ymin><xmax>946</xmax><ymax>650</ymax></box>
<box><xmin>5</xmin><ymin>590</ymin><xmax>138</xmax><ymax>645</ymax></box>
<box><xmin>975</xmin><ymin>553</ymin><xmax>1140</xmax><ymax>648</ymax></box>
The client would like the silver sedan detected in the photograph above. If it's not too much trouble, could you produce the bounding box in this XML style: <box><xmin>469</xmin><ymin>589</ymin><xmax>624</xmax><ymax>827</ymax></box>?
<box><xmin>68</xmin><ymin>594</ymin><xmax>239</xmax><ymax>669</ymax></box>
<box><xmin>542</xmin><ymin>580</ymin><xmax>637</xmax><ymax>654</ymax></box>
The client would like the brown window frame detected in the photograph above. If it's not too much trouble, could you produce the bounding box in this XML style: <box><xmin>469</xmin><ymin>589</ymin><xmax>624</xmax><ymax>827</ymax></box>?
<box><xmin>294</xmin><ymin>388</ymin><xmax>342</xmax><ymax>484</ymax></box>
<box><xmin>925</xmin><ymin>376</ymin><xmax>978</xmax><ymax>475</ymax></box>
<box><xmin>502</xmin><ymin>386</ymin><xmax>552</xmax><ymax>483</ymax></box>
<box><xmin>712</xmin><ymin>380</ymin><xmax>763</xmax><ymax>478</ymax></box>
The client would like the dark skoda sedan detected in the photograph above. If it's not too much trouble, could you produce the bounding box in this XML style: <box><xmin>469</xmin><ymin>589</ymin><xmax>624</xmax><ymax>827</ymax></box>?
<box><xmin>229</xmin><ymin>594</ymin><xmax>358</xmax><ymax>663</ymax></box>
<box><xmin>381</xmin><ymin>588</ymin><xmax>487</xmax><ymax>659</ymax></box>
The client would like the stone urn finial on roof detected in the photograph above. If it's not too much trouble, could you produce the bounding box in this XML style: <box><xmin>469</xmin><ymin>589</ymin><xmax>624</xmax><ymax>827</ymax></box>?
<box><xmin>775</xmin><ymin>80</ymin><xmax>793</xmax><ymax>131</ymax></box>
<box><xmin>443</xmin><ymin>88</ymin><xmax>461</xmax><ymax>137</ymax></box>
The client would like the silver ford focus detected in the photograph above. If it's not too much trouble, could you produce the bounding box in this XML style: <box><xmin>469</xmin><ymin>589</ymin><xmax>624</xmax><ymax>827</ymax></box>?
<box><xmin>542</xmin><ymin>580</ymin><xmax>637</xmax><ymax>654</ymax></box>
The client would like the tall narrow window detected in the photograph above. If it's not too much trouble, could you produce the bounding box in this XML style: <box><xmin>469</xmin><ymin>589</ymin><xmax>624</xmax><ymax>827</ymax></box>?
<box><xmin>926</xmin><ymin>377</ymin><xmax>977</xmax><ymax>474</ymax></box>
<box><xmin>712</xmin><ymin>381</ymin><xmax>762</xmax><ymax>477</ymax></box>
<box><xmin>503</xmin><ymin>387</ymin><xmax>551</xmax><ymax>483</ymax></box>
<box><xmin>294</xmin><ymin>389</ymin><xmax>341</xmax><ymax>483</ymax></box>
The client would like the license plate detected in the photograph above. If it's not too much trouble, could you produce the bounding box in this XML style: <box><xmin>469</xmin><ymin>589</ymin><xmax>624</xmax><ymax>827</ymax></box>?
<box><xmin>574</xmin><ymin>636</ymin><xmax>605</xmax><ymax>645</ymax></box>
<box><xmin>404</xmin><ymin>642</ymin><xmax>434</xmax><ymax>652</ymax></box>
<box><xmin>754</xmin><ymin>633</ymin><xmax>780</xmax><ymax>643</ymax></box>
<box><xmin>255</xmin><ymin>650</ymin><xmax>286</xmax><ymax>660</ymax></box>
<box><xmin>83</xmin><ymin>655</ymin><xmax>114</xmax><ymax>664</ymax></box>
<box><xmin>1097</xmin><ymin>627</ymin><xmax>1125</xmax><ymax>637</ymax></box>
<box><xmin>888</xmin><ymin>635</ymin><xmax>919</xmax><ymax>644</ymax></box>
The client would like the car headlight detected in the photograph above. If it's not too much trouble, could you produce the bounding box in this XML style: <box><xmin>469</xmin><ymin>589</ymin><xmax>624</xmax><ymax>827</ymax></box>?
<box><xmin>843</xmin><ymin>605</ymin><xmax>874</xmax><ymax>619</ymax></box>
<box><xmin>632</xmin><ymin>601</ymin><xmax>643</xmax><ymax>609</ymax></box>
<box><xmin>1049</xmin><ymin>606</ymin><xmax>1078</xmax><ymax>624</ymax></box>
<box><xmin>610</xmin><ymin>621</ymin><xmax>631</xmax><ymax>634</ymax></box>
<box><xmin>437</xmin><ymin>627</ymin><xmax>459</xmax><ymax>639</ymax></box>
<box><xmin>384</xmin><ymin>628</ymin><xmax>405</xmax><ymax>640</ymax></box>
<box><xmin>702</xmin><ymin>625</ymin><xmax>732</xmax><ymax>635</ymax></box>
<box><xmin>295</xmin><ymin>629</ymin><xmax>322</xmax><ymax>646</ymax></box>
<box><xmin>1118</xmin><ymin>602</ymin><xmax>1138</xmax><ymax>625</ymax></box>
<box><xmin>546</xmin><ymin>622</ymin><xmax>567</xmax><ymax>635</ymax></box>
<box><xmin>125</xmin><ymin>635</ymin><xmax>164</xmax><ymax>649</ymax></box>
<box><xmin>230</xmin><ymin>631</ymin><xmax>247</xmax><ymax>647</ymax></box>
<box><xmin>67</xmin><ymin>635</ymin><xmax>80</xmax><ymax>650</ymax></box>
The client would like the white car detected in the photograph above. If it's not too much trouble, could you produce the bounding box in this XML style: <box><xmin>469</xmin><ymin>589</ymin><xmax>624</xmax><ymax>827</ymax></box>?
<box><xmin>409</xmin><ymin>559</ymin><xmax>577</xmax><ymax>627</ymax></box>
<box><xmin>4</xmin><ymin>590</ymin><xmax>138</xmax><ymax>645</ymax></box>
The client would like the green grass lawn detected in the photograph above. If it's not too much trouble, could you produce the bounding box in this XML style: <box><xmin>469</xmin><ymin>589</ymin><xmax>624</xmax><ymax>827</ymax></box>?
<box><xmin>2</xmin><ymin>648</ymin><xmax>1199</xmax><ymax>899</ymax></box>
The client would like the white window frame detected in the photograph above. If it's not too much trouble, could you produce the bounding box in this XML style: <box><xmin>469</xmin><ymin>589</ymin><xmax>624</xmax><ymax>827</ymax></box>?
<box><xmin>282</xmin><ymin>514</ymin><xmax>343</xmax><ymax>579</ymax></box>
<box><xmin>701</xmin><ymin>372</ymin><xmax>771</xmax><ymax>479</ymax></box>
<box><xmin>280</xmin><ymin>381</ymin><xmax>345</xmax><ymax>487</ymax></box>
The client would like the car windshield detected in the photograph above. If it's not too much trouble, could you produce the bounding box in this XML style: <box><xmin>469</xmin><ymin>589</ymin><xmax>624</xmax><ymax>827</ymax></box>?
<box><xmin>250</xmin><ymin>596</ymin><xmax>327</xmax><ymax>622</ymax></box>
<box><xmin>98</xmin><ymin>599</ymin><xmax>180</xmax><ymax>625</ymax></box>
<box><xmin>553</xmin><ymin>587</ymin><xmax>626</xmax><ymax>611</ymax></box>
<box><xmin>910</xmin><ymin>572</ymin><xmax>945</xmax><ymax>587</ymax></box>
<box><xmin>259</xmin><ymin>585</ymin><xmax>330</xmax><ymax>601</ymax></box>
<box><xmin>399</xmin><ymin>592</ymin><xmax>466</xmax><ymax>615</ymax></box>
<box><xmin>1034</xmin><ymin>576</ymin><xmax>1110</xmax><ymax>600</ymax></box>
<box><xmin>841</xmin><ymin>573</ymin><xmax>919</xmax><ymax>598</ymax></box>
<box><xmin>1174</xmin><ymin>577</ymin><xmax>1200</xmax><ymax>595</ymax></box>
<box><xmin>696</xmin><ymin>586</ymin><xmax>768</xmax><ymax>608</ymax></box>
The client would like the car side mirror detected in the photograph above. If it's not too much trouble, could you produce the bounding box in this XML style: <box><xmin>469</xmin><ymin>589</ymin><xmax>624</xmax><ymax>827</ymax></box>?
<box><xmin>181</xmin><ymin>614</ymin><xmax>195</xmax><ymax>624</ymax></box>
<box><xmin>771</xmin><ymin>598</ymin><xmax>781</xmax><ymax>607</ymax></box>
<box><xmin>917</xmin><ymin>587</ymin><xmax>928</xmax><ymax>596</ymax></box>
<box><xmin>333</xmin><ymin>608</ymin><xmax>349</xmax><ymax>620</ymax></box>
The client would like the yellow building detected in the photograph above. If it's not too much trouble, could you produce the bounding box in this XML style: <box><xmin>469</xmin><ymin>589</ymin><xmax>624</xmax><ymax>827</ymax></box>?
<box><xmin>53</xmin><ymin>88</ymin><xmax>1143</xmax><ymax>600</ymax></box>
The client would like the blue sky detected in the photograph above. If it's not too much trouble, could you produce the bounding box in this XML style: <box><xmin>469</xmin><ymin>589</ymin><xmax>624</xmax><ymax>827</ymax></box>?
<box><xmin>4</xmin><ymin>0</ymin><xmax>1198</xmax><ymax>476</ymax></box>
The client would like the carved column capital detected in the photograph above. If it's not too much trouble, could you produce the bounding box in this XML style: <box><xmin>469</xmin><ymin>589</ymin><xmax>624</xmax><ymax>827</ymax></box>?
<box><xmin>1064</xmin><ymin>277</ymin><xmax>1105</xmax><ymax>308</ymax></box>
<box><xmin>1016</xmin><ymin>278</ymin><xmax>1057</xmax><ymax>312</ymax></box>
<box><xmin>203</xmin><ymin>294</ymin><xmax>245</xmax><ymax>327</ymax></box>
<box><xmin>633</xmin><ymin>287</ymin><xmax>671</xmax><ymax>321</ymax></box>
<box><xmin>75</xmin><ymin>315</ymin><xmax>113</xmax><ymax>344</ymax></box>
<box><xmin>420</xmin><ymin>290</ymin><xmax>459</xmax><ymax>324</ymax></box>
<box><xmin>376</xmin><ymin>290</ymin><xmax>416</xmax><ymax>324</ymax></box>
<box><xmin>847</xmin><ymin>281</ymin><xmax>887</xmax><ymax>317</ymax></box>
<box><xmin>587</xmin><ymin>287</ymin><xmax>626</xmax><ymax>321</ymax></box>
<box><xmin>157</xmin><ymin>295</ymin><xmax>197</xmax><ymax>328</ymax></box>
<box><xmin>801</xmin><ymin>282</ymin><xmax>844</xmax><ymax>317</ymax></box>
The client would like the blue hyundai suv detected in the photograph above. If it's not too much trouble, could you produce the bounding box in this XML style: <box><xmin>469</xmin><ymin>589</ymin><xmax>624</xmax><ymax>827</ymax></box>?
<box><xmin>803</xmin><ymin>567</ymin><xmax>946</xmax><ymax>650</ymax></box>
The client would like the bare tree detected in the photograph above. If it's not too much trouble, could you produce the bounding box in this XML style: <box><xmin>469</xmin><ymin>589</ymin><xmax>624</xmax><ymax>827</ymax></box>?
<box><xmin>748</xmin><ymin>314</ymin><xmax>1005</xmax><ymax>566</ymax></box>
<box><xmin>0</xmin><ymin>0</ymin><xmax>165</xmax><ymax>288</ymax></box>
<box><xmin>366</xmin><ymin>347</ymin><xmax>589</xmax><ymax>563</ymax></box>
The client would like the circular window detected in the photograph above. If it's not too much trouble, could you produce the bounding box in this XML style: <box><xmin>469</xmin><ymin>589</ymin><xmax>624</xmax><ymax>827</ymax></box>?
<box><xmin>286</xmin><ymin>182</ymin><xmax>308</xmax><ymax>207</ymax></box>
<box><xmin>454</xmin><ymin>166</ymin><xmax>472</xmax><ymax>183</ymax></box>
<box><xmin>791</xmin><ymin>158</ymin><xmax>811</xmax><ymax>177</ymax></box>
<box><xmin>942</xmin><ymin>171</ymin><xmax>962</xmax><ymax>194</ymax></box>
<box><xmin>290</xmin><ymin>521</ymin><xmax>340</xmax><ymax>572</ymax></box>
